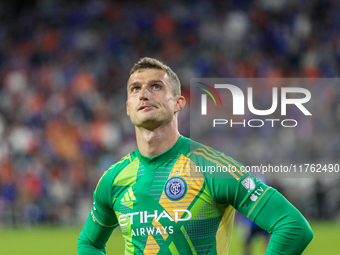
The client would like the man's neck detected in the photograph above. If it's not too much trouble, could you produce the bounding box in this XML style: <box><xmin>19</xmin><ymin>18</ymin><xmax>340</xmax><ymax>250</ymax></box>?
<box><xmin>135</xmin><ymin>124</ymin><xmax>180</xmax><ymax>157</ymax></box>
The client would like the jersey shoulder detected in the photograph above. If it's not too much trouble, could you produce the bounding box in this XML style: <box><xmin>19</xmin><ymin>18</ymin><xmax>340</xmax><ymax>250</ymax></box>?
<box><xmin>180</xmin><ymin>136</ymin><xmax>207</xmax><ymax>156</ymax></box>
<box><xmin>106</xmin><ymin>153</ymin><xmax>134</xmax><ymax>177</ymax></box>
<box><xmin>185</xmin><ymin>138</ymin><xmax>248</xmax><ymax>182</ymax></box>
<box><xmin>187</xmin><ymin>139</ymin><xmax>243</xmax><ymax>167</ymax></box>
<box><xmin>95</xmin><ymin>152</ymin><xmax>135</xmax><ymax>193</ymax></box>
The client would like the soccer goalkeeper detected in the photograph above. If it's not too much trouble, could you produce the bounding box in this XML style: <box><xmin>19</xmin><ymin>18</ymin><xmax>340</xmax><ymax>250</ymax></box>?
<box><xmin>78</xmin><ymin>57</ymin><xmax>313</xmax><ymax>254</ymax></box>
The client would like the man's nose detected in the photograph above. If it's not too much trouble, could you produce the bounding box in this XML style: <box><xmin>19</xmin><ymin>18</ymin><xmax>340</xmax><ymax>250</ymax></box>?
<box><xmin>139</xmin><ymin>86</ymin><xmax>149</xmax><ymax>100</ymax></box>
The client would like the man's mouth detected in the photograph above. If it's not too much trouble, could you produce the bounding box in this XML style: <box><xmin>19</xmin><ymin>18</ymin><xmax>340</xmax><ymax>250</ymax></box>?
<box><xmin>138</xmin><ymin>105</ymin><xmax>155</xmax><ymax>111</ymax></box>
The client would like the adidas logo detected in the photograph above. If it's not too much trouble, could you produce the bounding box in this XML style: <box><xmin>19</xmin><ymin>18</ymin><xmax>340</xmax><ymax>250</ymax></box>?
<box><xmin>121</xmin><ymin>187</ymin><xmax>136</xmax><ymax>208</ymax></box>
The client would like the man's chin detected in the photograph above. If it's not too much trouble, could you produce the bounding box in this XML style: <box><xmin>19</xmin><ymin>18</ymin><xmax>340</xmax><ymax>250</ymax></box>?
<box><xmin>134</xmin><ymin>118</ymin><xmax>166</xmax><ymax>130</ymax></box>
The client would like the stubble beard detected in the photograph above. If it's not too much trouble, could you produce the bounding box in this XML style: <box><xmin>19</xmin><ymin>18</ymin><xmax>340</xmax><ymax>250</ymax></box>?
<box><xmin>133</xmin><ymin>112</ymin><xmax>173</xmax><ymax>131</ymax></box>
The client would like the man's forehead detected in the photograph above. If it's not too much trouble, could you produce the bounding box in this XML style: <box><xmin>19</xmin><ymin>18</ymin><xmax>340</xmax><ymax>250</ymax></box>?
<box><xmin>128</xmin><ymin>68</ymin><xmax>169</xmax><ymax>85</ymax></box>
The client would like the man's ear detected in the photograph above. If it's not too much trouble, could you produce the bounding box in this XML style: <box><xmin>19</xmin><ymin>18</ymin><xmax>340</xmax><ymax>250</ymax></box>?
<box><xmin>174</xmin><ymin>95</ymin><xmax>186</xmax><ymax>113</ymax></box>
<box><xmin>126</xmin><ymin>101</ymin><xmax>130</xmax><ymax>116</ymax></box>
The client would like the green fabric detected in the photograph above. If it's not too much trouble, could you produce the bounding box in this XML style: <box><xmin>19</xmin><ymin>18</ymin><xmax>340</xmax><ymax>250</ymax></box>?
<box><xmin>253</xmin><ymin>191</ymin><xmax>313</xmax><ymax>254</ymax></box>
<box><xmin>169</xmin><ymin>241</ymin><xmax>180</xmax><ymax>255</ymax></box>
<box><xmin>78</xmin><ymin>213</ymin><xmax>115</xmax><ymax>255</ymax></box>
<box><xmin>78</xmin><ymin>136</ymin><xmax>313</xmax><ymax>254</ymax></box>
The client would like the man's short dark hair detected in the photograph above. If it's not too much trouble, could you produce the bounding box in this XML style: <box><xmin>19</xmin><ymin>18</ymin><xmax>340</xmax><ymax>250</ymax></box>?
<box><xmin>130</xmin><ymin>57</ymin><xmax>181</xmax><ymax>96</ymax></box>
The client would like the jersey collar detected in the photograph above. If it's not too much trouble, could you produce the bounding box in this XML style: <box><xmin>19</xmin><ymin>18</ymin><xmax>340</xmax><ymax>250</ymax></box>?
<box><xmin>137</xmin><ymin>135</ymin><xmax>188</xmax><ymax>171</ymax></box>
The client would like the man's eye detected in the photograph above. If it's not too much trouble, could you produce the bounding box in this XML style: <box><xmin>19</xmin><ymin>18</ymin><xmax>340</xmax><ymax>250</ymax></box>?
<box><xmin>152</xmin><ymin>84</ymin><xmax>161</xmax><ymax>89</ymax></box>
<box><xmin>132</xmin><ymin>87</ymin><xmax>141</xmax><ymax>92</ymax></box>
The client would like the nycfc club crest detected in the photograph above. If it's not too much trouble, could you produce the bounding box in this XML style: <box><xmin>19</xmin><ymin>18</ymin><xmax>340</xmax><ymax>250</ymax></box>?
<box><xmin>165</xmin><ymin>177</ymin><xmax>187</xmax><ymax>200</ymax></box>
<box><xmin>241</xmin><ymin>176</ymin><xmax>255</xmax><ymax>192</ymax></box>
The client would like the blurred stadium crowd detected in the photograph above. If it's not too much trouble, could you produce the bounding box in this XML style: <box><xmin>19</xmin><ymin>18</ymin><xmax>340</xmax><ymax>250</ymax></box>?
<box><xmin>0</xmin><ymin>0</ymin><xmax>339</xmax><ymax>226</ymax></box>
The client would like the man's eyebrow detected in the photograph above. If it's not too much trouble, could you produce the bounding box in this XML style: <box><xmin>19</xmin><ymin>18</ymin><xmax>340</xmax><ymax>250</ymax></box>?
<box><xmin>147</xmin><ymin>79</ymin><xmax>165</xmax><ymax>85</ymax></box>
<box><xmin>128</xmin><ymin>81</ymin><xmax>141</xmax><ymax>88</ymax></box>
<box><xmin>129</xmin><ymin>79</ymin><xmax>165</xmax><ymax>88</ymax></box>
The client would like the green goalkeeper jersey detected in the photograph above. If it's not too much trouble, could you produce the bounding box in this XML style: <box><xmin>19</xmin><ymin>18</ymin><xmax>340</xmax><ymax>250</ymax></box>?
<box><xmin>78</xmin><ymin>136</ymin><xmax>313</xmax><ymax>255</ymax></box>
